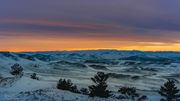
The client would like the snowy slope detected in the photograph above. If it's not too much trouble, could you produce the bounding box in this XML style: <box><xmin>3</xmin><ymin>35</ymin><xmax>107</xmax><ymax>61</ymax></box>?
<box><xmin>0</xmin><ymin>50</ymin><xmax>180</xmax><ymax>100</ymax></box>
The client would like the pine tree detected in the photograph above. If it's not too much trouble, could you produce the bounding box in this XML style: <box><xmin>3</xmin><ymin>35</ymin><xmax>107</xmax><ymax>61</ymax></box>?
<box><xmin>88</xmin><ymin>72</ymin><xmax>111</xmax><ymax>98</ymax></box>
<box><xmin>10</xmin><ymin>63</ymin><xmax>23</xmax><ymax>75</ymax></box>
<box><xmin>159</xmin><ymin>80</ymin><xmax>180</xmax><ymax>101</ymax></box>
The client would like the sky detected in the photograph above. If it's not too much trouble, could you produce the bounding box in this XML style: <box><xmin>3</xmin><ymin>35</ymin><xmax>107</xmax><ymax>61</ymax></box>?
<box><xmin>1</xmin><ymin>0</ymin><xmax>180</xmax><ymax>52</ymax></box>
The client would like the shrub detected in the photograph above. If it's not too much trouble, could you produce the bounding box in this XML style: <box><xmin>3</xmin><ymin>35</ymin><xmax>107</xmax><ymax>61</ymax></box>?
<box><xmin>118</xmin><ymin>87</ymin><xmax>147</xmax><ymax>101</ymax></box>
<box><xmin>30</xmin><ymin>73</ymin><xmax>39</xmax><ymax>80</ymax></box>
<box><xmin>137</xmin><ymin>95</ymin><xmax>147</xmax><ymax>101</ymax></box>
<box><xmin>0</xmin><ymin>74</ymin><xmax>3</xmax><ymax>80</ymax></box>
<box><xmin>159</xmin><ymin>80</ymin><xmax>180</xmax><ymax>101</ymax></box>
<box><xmin>57</xmin><ymin>78</ymin><xmax>80</xmax><ymax>93</ymax></box>
<box><xmin>70</xmin><ymin>85</ymin><xmax>80</xmax><ymax>93</ymax></box>
<box><xmin>80</xmin><ymin>88</ymin><xmax>89</xmax><ymax>95</ymax></box>
<box><xmin>10</xmin><ymin>63</ymin><xmax>23</xmax><ymax>75</ymax></box>
<box><xmin>88</xmin><ymin>72</ymin><xmax>111</xmax><ymax>98</ymax></box>
<box><xmin>57</xmin><ymin>79</ymin><xmax>73</xmax><ymax>90</ymax></box>
<box><xmin>118</xmin><ymin>87</ymin><xmax>139</xmax><ymax>99</ymax></box>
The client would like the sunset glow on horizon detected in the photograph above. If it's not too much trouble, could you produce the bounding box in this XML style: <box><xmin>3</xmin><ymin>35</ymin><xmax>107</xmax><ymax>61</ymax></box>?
<box><xmin>1</xmin><ymin>0</ymin><xmax>180</xmax><ymax>52</ymax></box>
<box><xmin>2</xmin><ymin>36</ymin><xmax>180</xmax><ymax>52</ymax></box>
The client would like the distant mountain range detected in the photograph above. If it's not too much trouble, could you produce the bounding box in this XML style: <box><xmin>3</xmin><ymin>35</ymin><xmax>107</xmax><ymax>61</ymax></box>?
<box><xmin>1</xmin><ymin>50</ymin><xmax>180</xmax><ymax>63</ymax></box>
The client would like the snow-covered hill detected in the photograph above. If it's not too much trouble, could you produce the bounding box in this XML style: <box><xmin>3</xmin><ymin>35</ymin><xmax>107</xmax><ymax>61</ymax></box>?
<box><xmin>0</xmin><ymin>50</ymin><xmax>180</xmax><ymax>100</ymax></box>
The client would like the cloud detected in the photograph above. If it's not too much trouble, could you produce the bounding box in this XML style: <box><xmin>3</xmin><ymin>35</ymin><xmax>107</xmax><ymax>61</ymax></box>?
<box><xmin>1</xmin><ymin>0</ymin><xmax>180</xmax><ymax>31</ymax></box>
<box><xmin>0</xmin><ymin>0</ymin><xmax>180</xmax><ymax>51</ymax></box>
<box><xmin>0</xmin><ymin>18</ymin><xmax>180</xmax><ymax>44</ymax></box>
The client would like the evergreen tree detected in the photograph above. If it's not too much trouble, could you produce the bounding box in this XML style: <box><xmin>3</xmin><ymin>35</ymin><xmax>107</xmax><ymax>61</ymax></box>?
<box><xmin>159</xmin><ymin>80</ymin><xmax>180</xmax><ymax>101</ymax></box>
<box><xmin>88</xmin><ymin>72</ymin><xmax>111</xmax><ymax>98</ymax></box>
<box><xmin>10</xmin><ymin>63</ymin><xmax>23</xmax><ymax>75</ymax></box>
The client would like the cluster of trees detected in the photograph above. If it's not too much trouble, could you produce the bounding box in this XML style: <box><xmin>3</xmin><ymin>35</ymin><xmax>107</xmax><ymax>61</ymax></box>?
<box><xmin>10</xmin><ymin>63</ymin><xmax>39</xmax><ymax>80</ymax></box>
<box><xmin>57</xmin><ymin>71</ymin><xmax>180</xmax><ymax>101</ymax></box>
<box><xmin>56</xmin><ymin>72</ymin><xmax>111</xmax><ymax>97</ymax></box>
<box><xmin>9</xmin><ymin>63</ymin><xmax>180</xmax><ymax>101</ymax></box>
<box><xmin>57</xmin><ymin>79</ymin><xmax>79</xmax><ymax>93</ymax></box>
<box><xmin>57</xmin><ymin>72</ymin><xmax>148</xmax><ymax>100</ymax></box>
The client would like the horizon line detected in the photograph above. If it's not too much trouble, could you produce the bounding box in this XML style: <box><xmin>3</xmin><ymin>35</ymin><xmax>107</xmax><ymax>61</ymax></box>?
<box><xmin>1</xmin><ymin>49</ymin><xmax>180</xmax><ymax>53</ymax></box>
